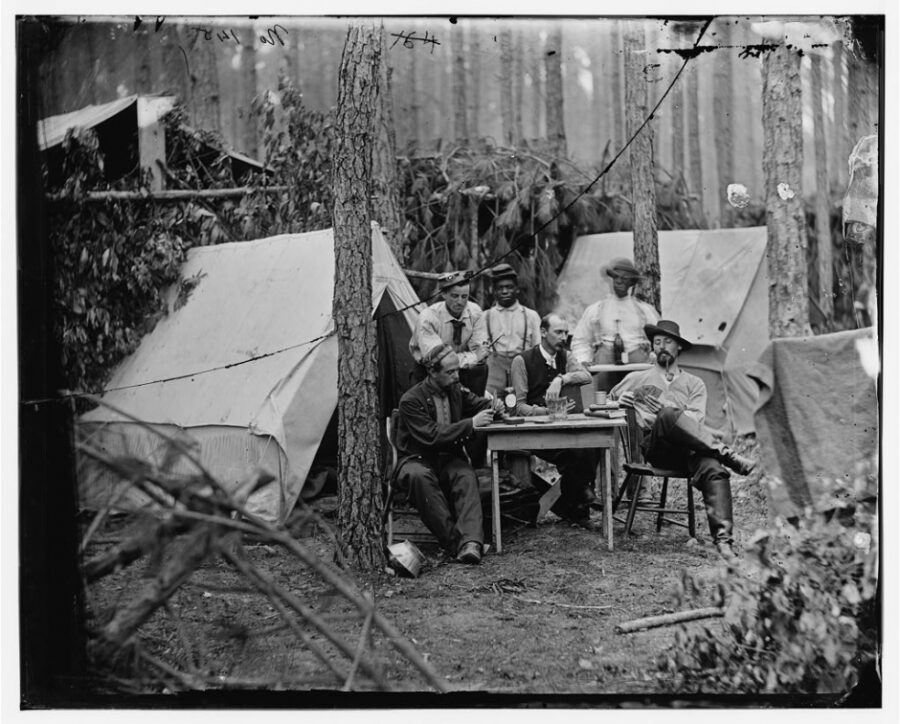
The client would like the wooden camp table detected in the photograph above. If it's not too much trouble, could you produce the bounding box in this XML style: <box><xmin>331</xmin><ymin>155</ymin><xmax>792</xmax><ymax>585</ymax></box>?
<box><xmin>478</xmin><ymin>414</ymin><xmax>627</xmax><ymax>553</ymax></box>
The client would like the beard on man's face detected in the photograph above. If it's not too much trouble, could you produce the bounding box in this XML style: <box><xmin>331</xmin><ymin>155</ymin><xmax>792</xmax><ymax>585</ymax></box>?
<box><xmin>656</xmin><ymin>350</ymin><xmax>675</xmax><ymax>366</ymax></box>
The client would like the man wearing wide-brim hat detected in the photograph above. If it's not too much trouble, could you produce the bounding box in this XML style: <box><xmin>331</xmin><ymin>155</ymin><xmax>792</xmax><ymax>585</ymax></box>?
<box><xmin>609</xmin><ymin>320</ymin><xmax>757</xmax><ymax>560</ymax></box>
<box><xmin>474</xmin><ymin>263</ymin><xmax>542</xmax><ymax>395</ymax></box>
<box><xmin>571</xmin><ymin>258</ymin><xmax>660</xmax><ymax>367</ymax></box>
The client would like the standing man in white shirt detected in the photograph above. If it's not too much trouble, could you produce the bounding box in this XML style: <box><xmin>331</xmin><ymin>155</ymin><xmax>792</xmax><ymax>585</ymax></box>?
<box><xmin>570</xmin><ymin>258</ymin><xmax>660</xmax><ymax>391</ymax></box>
<box><xmin>409</xmin><ymin>271</ymin><xmax>489</xmax><ymax>396</ymax></box>
<box><xmin>475</xmin><ymin>263</ymin><xmax>542</xmax><ymax>396</ymax></box>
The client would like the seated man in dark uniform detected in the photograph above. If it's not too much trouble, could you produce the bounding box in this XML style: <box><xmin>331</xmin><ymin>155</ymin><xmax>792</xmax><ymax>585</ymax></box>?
<box><xmin>509</xmin><ymin>313</ymin><xmax>599</xmax><ymax>531</ymax></box>
<box><xmin>394</xmin><ymin>344</ymin><xmax>496</xmax><ymax>564</ymax></box>
<box><xmin>609</xmin><ymin>320</ymin><xmax>757</xmax><ymax>559</ymax></box>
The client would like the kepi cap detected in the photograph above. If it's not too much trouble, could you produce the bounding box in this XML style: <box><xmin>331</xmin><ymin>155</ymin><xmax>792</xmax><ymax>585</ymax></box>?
<box><xmin>490</xmin><ymin>263</ymin><xmax>518</xmax><ymax>282</ymax></box>
<box><xmin>438</xmin><ymin>270</ymin><xmax>470</xmax><ymax>290</ymax></box>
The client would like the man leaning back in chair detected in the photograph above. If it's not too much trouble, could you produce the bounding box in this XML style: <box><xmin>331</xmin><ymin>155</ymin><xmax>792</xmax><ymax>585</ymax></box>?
<box><xmin>609</xmin><ymin>320</ymin><xmax>757</xmax><ymax>560</ymax></box>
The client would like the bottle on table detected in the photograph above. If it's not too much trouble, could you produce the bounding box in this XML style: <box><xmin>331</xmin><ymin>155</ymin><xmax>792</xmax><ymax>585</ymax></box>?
<box><xmin>613</xmin><ymin>320</ymin><xmax>626</xmax><ymax>365</ymax></box>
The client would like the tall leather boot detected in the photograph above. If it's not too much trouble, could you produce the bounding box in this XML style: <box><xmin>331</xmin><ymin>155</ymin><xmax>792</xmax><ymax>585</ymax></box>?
<box><xmin>696</xmin><ymin>473</ymin><xmax>737</xmax><ymax>561</ymax></box>
<box><xmin>659</xmin><ymin>410</ymin><xmax>757</xmax><ymax>476</ymax></box>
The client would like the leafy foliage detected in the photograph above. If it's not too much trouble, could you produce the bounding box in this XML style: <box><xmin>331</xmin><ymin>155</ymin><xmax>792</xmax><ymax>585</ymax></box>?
<box><xmin>656</xmin><ymin>458</ymin><xmax>878</xmax><ymax>696</ymax></box>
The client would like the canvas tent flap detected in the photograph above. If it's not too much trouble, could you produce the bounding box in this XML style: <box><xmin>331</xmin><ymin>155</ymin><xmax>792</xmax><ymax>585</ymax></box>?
<box><xmin>555</xmin><ymin>227</ymin><xmax>768</xmax><ymax>435</ymax></box>
<box><xmin>80</xmin><ymin>225</ymin><xmax>420</xmax><ymax>523</ymax></box>
<box><xmin>748</xmin><ymin>328</ymin><xmax>878</xmax><ymax>517</ymax></box>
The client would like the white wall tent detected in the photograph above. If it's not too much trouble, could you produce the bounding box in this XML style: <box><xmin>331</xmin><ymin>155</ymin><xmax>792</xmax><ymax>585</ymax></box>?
<box><xmin>79</xmin><ymin>224</ymin><xmax>420</xmax><ymax>523</ymax></box>
<box><xmin>555</xmin><ymin>227</ymin><xmax>769</xmax><ymax>435</ymax></box>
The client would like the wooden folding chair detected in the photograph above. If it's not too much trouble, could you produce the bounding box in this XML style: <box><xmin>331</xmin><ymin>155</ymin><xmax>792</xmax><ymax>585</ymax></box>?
<box><xmin>611</xmin><ymin>407</ymin><xmax>697</xmax><ymax>538</ymax></box>
<box><xmin>384</xmin><ymin>411</ymin><xmax>438</xmax><ymax>546</ymax></box>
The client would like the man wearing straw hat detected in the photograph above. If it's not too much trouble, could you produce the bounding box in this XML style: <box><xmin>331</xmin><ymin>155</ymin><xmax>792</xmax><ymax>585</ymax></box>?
<box><xmin>475</xmin><ymin>263</ymin><xmax>542</xmax><ymax>396</ymax></box>
<box><xmin>571</xmin><ymin>257</ymin><xmax>660</xmax><ymax>372</ymax></box>
<box><xmin>610</xmin><ymin>320</ymin><xmax>757</xmax><ymax>560</ymax></box>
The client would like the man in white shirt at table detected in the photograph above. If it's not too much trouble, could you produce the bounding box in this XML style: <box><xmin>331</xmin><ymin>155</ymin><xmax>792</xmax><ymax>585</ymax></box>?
<box><xmin>509</xmin><ymin>313</ymin><xmax>598</xmax><ymax>530</ymax></box>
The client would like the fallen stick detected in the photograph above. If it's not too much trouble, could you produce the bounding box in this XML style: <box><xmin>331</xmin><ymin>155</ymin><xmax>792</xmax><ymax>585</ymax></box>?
<box><xmin>514</xmin><ymin>597</ymin><xmax>614</xmax><ymax>611</ymax></box>
<box><xmin>615</xmin><ymin>607</ymin><xmax>724</xmax><ymax>634</ymax></box>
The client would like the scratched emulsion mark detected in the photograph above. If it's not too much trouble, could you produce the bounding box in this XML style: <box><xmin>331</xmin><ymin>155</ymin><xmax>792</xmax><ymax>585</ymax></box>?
<box><xmin>390</xmin><ymin>30</ymin><xmax>440</xmax><ymax>54</ymax></box>
<box><xmin>657</xmin><ymin>41</ymin><xmax>829</xmax><ymax>60</ymax></box>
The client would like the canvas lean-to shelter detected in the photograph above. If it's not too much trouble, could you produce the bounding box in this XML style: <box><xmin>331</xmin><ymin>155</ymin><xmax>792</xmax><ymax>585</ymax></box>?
<box><xmin>555</xmin><ymin>227</ymin><xmax>769</xmax><ymax>435</ymax></box>
<box><xmin>79</xmin><ymin>224</ymin><xmax>419</xmax><ymax>523</ymax></box>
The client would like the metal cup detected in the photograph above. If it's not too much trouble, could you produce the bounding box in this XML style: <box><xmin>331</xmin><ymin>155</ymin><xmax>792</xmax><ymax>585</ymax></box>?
<box><xmin>594</xmin><ymin>391</ymin><xmax>608</xmax><ymax>405</ymax></box>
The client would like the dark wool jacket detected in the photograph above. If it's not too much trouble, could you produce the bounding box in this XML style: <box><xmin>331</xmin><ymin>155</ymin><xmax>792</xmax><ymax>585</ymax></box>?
<box><xmin>395</xmin><ymin>378</ymin><xmax>491</xmax><ymax>459</ymax></box>
<box><xmin>519</xmin><ymin>345</ymin><xmax>568</xmax><ymax>406</ymax></box>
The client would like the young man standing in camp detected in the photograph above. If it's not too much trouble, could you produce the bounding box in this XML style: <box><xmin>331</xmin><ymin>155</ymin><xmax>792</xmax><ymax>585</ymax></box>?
<box><xmin>509</xmin><ymin>313</ymin><xmax>599</xmax><ymax>531</ymax></box>
<box><xmin>571</xmin><ymin>258</ymin><xmax>659</xmax><ymax>390</ymax></box>
<box><xmin>609</xmin><ymin>320</ymin><xmax>757</xmax><ymax>560</ymax></box>
<box><xmin>409</xmin><ymin>271</ymin><xmax>489</xmax><ymax>396</ymax></box>
<box><xmin>474</xmin><ymin>263</ymin><xmax>542</xmax><ymax>396</ymax></box>
<box><xmin>394</xmin><ymin>344</ymin><xmax>496</xmax><ymax>564</ymax></box>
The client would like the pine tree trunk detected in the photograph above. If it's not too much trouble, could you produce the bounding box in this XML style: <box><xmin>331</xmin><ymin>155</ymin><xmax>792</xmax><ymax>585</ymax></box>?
<box><xmin>372</xmin><ymin>25</ymin><xmax>405</xmax><ymax>263</ymax></box>
<box><xmin>188</xmin><ymin>27</ymin><xmax>221</xmax><ymax>133</ymax></box>
<box><xmin>468</xmin><ymin>24</ymin><xmax>481</xmax><ymax>140</ymax></box>
<box><xmin>848</xmin><ymin>52</ymin><xmax>878</xmax><ymax>144</ymax></box>
<box><xmin>763</xmin><ymin>44</ymin><xmax>811</xmax><ymax>338</ymax></box>
<box><xmin>713</xmin><ymin>23</ymin><xmax>734</xmax><ymax>227</ymax></box>
<box><xmin>513</xmin><ymin>28</ymin><xmax>525</xmax><ymax>145</ymax></box>
<box><xmin>686</xmin><ymin>62</ymin><xmax>704</xmax><ymax>222</ymax></box>
<box><xmin>408</xmin><ymin>43</ymin><xmax>421</xmax><ymax>149</ymax></box>
<box><xmin>332</xmin><ymin>21</ymin><xmax>386</xmax><ymax>572</ymax></box>
<box><xmin>499</xmin><ymin>29</ymin><xmax>515</xmax><ymax>145</ymax></box>
<box><xmin>239</xmin><ymin>27</ymin><xmax>258</xmax><ymax>158</ymax></box>
<box><xmin>811</xmin><ymin>53</ymin><xmax>834</xmax><ymax>327</ymax></box>
<box><xmin>624</xmin><ymin>21</ymin><xmax>660</xmax><ymax>312</ymax></box>
<box><xmin>610</xmin><ymin>21</ymin><xmax>624</xmax><ymax>151</ymax></box>
<box><xmin>832</xmin><ymin>41</ymin><xmax>848</xmax><ymax>189</ymax></box>
<box><xmin>451</xmin><ymin>27</ymin><xmax>468</xmax><ymax>142</ymax></box>
<box><xmin>671</xmin><ymin>72</ymin><xmax>685</xmax><ymax>183</ymax></box>
<box><xmin>530</xmin><ymin>30</ymin><xmax>543</xmax><ymax>140</ymax></box>
<box><xmin>544</xmin><ymin>24</ymin><xmax>567</xmax><ymax>157</ymax></box>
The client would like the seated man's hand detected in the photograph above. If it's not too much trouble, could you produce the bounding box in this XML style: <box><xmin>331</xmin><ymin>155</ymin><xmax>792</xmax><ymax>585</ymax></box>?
<box><xmin>545</xmin><ymin>375</ymin><xmax>563</xmax><ymax>401</ymax></box>
<box><xmin>616</xmin><ymin>391</ymin><xmax>636</xmax><ymax>409</ymax></box>
<box><xmin>564</xmin><ymin>398</ymin><xmax>576</xmax><ymax>413</ymax></box>
<box><xmin>472</xmin><ymin>409</ymin><xmax>494</xmax><ymax>428</ymax></box>
<box><xmin>474</xmin><ymin>345</ymin><xmax>490</xmax><ymax>363</ymax></box>
<box><xmin>644</xmin><ymin>395</ymin><xmax>664</xmax><ymax>414</ymax></box>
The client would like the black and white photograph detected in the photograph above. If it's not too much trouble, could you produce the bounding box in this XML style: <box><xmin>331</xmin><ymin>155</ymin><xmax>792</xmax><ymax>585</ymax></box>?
<box><xmin>4</xmin><ymin>0</ymin><xmax>895</xmax><ymax>714</ymax></box>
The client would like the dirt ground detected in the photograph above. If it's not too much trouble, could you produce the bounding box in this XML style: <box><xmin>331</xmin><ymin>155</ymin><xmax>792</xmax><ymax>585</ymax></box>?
<box><xmin>85</xmin><ymin>452</ymin><xmax>769</xmax><ymax>699</ymax></box>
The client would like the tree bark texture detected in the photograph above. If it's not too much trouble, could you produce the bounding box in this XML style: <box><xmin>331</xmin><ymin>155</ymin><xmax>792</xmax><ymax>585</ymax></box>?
<box><xmin>468</xmin><ymin>23</ymin><xmax>481</xmax><ymax>140</ymax></box>
<box><xmin>451</xmin><ymin>28</ymin><xmax>468</xmax><ymax>142</ymax></box>
<box><xmin>499</xmin><ymin>29</ymin><xmax>515</xmax><ymax>146</ymax></box>
<box><xmin>686</xmin><ymin>62</ymin><xmax>704</xmax><ymax>221</ymax></box>
<box><xmin>712</xmin><ymin>23</ymin><xmax>734</xmax><ymax>227</ymax></box>
<box><xmin>610</xmin><ymin>21</ymin><xmax>624</xmax><ymax>151</ymax></box>
<box><xmin>624</xmin><ymin>22</ymin><xmax>661</xmax><ymax>312</ymax></box>
<box><xmin>372</xmin><ymin>25</ymin><xmax>405</xmax><ymax>263</ymax></box>
<box><xmin>529</xmin><ymin>30</ymin><xmax>543</xmax><ymax>141</ymax></box>
<box><xmin>513</xmin><ymin>28</ymin><xmax>525</xmax><ymax>145</ymax></box>
<box><xmin>332</xmin><ymin>21</ymin><xmax>386</xmax><ymax>571</ymax></box>
<box><xmin>544</xmin><ymin>24</ymin><xmax>567</xmax><ymax>157</ymax></box>
<box><xmin>671</xmin><ymin>76</ymin><xmax>685</xmax><ymax>181</ymax></box>
<box><xmin>847</xmin><ymin>51</ymin><xmax>878</xmax><ymax>145</ymax></box>
<box><xmin>188</xmin><ymin>28</ymin><xmax>221</xmax><ymax>133</ymax></box>
<box><xmin>762</xmin><ymin>44</ymin><xmax>811</xmax><ymax>338</ymax></box>
<box><xmin>831</xmin><ymin>42</ymin><xmax>848</xmax><ymax>189</ymax></box>
<box><xmin>811</xmin><ymin>53</ymin><xmax>834</xmax><ymax>325</ymax></box>
<box><xmin>239</xmin><ymin>27</ymin><xmax>258</xmax><ymax>158</ymax></box>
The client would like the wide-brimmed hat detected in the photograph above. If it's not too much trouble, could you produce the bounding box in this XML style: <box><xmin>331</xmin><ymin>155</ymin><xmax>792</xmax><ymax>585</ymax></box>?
<box><xmin>603</xmin><ymin>257</ymin><xmax>642</xmax><ymax>281</ymax></box>
<box><xmin>489</xmin><ymin>263</ymin><xmax>518</xmax><ymax>283</ymax></box>
<box><xmin>644</xmin><ymin>320</ymin><xmax>693</xmax><ymax>350</ymax></box>
<box><xmin>438</xmin><ymin>270</ymin><xmax>470</xmax><ymax>291</ymax></box>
